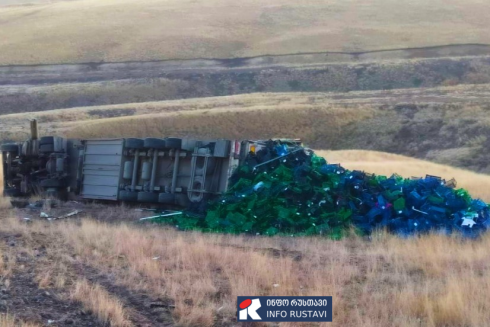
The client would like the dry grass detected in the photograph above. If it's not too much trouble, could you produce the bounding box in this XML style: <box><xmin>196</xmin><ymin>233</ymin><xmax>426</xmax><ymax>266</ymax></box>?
<box><xmin>70</xmin><ymin>279</ymin><xmax>132</xmax><ymax>327</ymax></box>
<box><xmin>54</xmin><ymin>91</ymin><xmax>490</xmax><ymax>173</ymax></box>
<box><xmin>0</xmin><ymin>246</ymin><xmax>16</xmax><ymax>280</ymax></box>
<box><xmin>65</xmin><ymin>105</ymin><xmax>373</xmax><ymax>145</ymax></box>
<box><xmin>1</xmin><ymin>216</ymin><xmax>490</xmax><ymax>327</ymax></box>
<box><xmin>0</xmin><ymin>314</ymin><xmax>40</xmax><ymax>327</ymax></box>
<box><xmin>363</xmin><ymin>232</ymin><xmax>490</xmax><ymax>327</ymax></box>
<box><xmin>55</xmin><ymin>221</ymin><xmax>490</xmax><ymax>326</ymax></box>
<box><xmin>2</xmin><ymin>56</ymin><xmax>490</xmax><ymax>117</ymax></box>
<box><xmin>54</xmin><ymin>92</ymin><xmax>484</xmax><ymax>144</ymax></box>
<box><xmin>35</xmin><ymin>217</ymin><xmax>358</xmax><ymax>326</ymax></box>
<box><xmin>1</xmin><ymin>0</ymin><xmax>490</xmax><ymax>65</ymax></box>
<box><xmin>6</xmin><ymin>84</ymin><xmax>488</xmax><ymax>139</ymax></box>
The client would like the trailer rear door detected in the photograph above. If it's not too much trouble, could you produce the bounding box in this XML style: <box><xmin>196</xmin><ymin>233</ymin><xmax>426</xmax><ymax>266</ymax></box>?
<box><xmin>81</xmin><ymin>139</ymin><xmax>124</xmax><ymax>201</ymax></box>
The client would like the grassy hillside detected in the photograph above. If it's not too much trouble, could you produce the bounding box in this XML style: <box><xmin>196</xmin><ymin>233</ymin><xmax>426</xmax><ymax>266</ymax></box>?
<box><xmin>3</xmin><ymin>56</ymin><xmax>490</xmax><ymax>114</ymax></box>
<box><xmin>2</xmin><ymin>87</ymin><xmax>490</xmax><ymax>172</ymax></box>
<box><xmin>1</xmin><ymin>0</ymin><xmax>490</xmax><ymax>65</ymax></box>
<box><xmin>59</xmin><ymin>94</ymin><xmax>490</xmax><ymax>174</ymax></box>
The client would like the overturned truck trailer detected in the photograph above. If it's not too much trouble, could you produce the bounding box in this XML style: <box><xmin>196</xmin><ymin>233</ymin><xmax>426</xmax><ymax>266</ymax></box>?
<box><xmin>1</xmin><ymin>120</ymin><xmax>299</xmax><ymax>208</ymax></box>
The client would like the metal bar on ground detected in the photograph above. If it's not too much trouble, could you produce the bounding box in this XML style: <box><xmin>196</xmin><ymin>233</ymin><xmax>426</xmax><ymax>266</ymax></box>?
<box><xmin>139</xmin><ymin>211</ymin><xmax>183</xmax><ymax>221</ymax></box>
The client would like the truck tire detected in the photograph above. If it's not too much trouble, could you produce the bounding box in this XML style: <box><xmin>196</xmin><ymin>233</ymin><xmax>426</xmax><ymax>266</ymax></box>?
<box><xmin>119</xmin><ymin>190</ymin><xmax>138</xmax><ymax>201</ymax></box>
<box><xmin>125</xmin><ymin>138</ymin><xmax>144</xmax><ymax>149</ymax></box>
<box><xmin>158</xmin><ymin>193</ymin><xmax>176</xmax><ymax>204</ymax></box>
<box><xmin>165</xmin><ymin>138</ymin><xmax>182</xmax><ymax>149</ymax></box>
<box><xmin>137</xmin><ymin>192</ymin><xmax>159</xmax><ymax>203</ymax></box>
<box><xmin>39</xmin><ymin>136</ymin><xmax>55</xmax><ymax>145</ymax></box>
<box><xmin>3</xmin><ymin>188</ymin><xmax>20</xmax><ymax>197</ymax></box>
<box><xmin>40</xmin><ymin>178</ymin><xmax>64</xmax><ymax>188</ymax></box>
<box><xmin>39</xmin><ymin>144</ymin><xmax>54</xmax><ymax>153</ymax></box>
<box><xmin>144</xmin><ymin>138</ymin><xmax>167</xmax><ymax>149</ymax></box>
<box><xmin>1</xmin><ymin>143</ymin><xmax>19</xmax><ymax>153</ymax></box>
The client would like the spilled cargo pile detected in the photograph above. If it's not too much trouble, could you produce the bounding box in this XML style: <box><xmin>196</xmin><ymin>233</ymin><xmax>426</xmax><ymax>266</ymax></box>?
<box><xmin>169</xmin><ymin>141</ymin><xmax>490</xmax><ymax>238</ymax></box>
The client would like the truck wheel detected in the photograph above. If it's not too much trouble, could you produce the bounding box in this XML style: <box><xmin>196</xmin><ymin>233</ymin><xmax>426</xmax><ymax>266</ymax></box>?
<box><xmin>39</xmin><ymin>144</ymin><xmax>54</xmax><ymax>153</ymax></box>
<box><xmin>119</xmin><ymin>190</ymin><xmax>138</xmax><ymax>201</ymax></box>
<box><xmin>144</xmin><ymin>138</ymin><xmax>167</xmax><ymax>150</ymax></box>
<box><xmin>158</xmin><ymin>193</ymin><xmax>176</xmax><ymax>204</ymax></box>
<box><xmin>125</xmin><ymin>138</ymin><xmax>144</xmax><ymax>149</ymax></box>
<box><xmin>165</xmin><ymin>138</ymin><xmax>182</xmax><ymax>149</ymax></box>
<box><xmin>1</xmin><ymin>143</ymin><xmax>19</xmax><ymax>153</ymax></box>
<box><xmin>40</xmin><ymin>179</ymin><xmax>64</xmax><ymax>188</ymax></box>
<box><xmin>137</xmin><ymin>192</ymin><xmax>159</xmax><ymax>203</ymax></box>
<box><xmin>39</xmin><ymin>136</ymin><xmax>55</xmax><ymax>145</ymax></box>
<box><xmin>3</xmin><ymin>188</ymin><xmax>20</xmax><ymax>197</ymax></box>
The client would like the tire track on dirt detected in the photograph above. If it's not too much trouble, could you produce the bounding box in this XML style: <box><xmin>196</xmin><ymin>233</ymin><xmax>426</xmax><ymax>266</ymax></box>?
<box><xmin>0</xmin><ymin>229</ymin><xmax>176</xmax><ymax>326</ymax></box>
<box><xmin>73</xmin><ymin>263</ymin><xmax>175</xmax><ymax>327</ymax></box>
<box><xmin>0</xmin><ymin>231</ymin><xmax>101</xmax><ymax>326</ymax></box>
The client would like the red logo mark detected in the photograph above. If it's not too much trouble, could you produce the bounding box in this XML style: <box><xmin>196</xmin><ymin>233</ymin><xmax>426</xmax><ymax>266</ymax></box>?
<box><xmin>239</xmin><ymin>299</ymin><xmax>252</xmax><ymax>309</ymax></box>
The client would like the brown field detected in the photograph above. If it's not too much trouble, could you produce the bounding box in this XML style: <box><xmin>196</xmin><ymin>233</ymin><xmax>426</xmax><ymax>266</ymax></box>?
<box><xmin>1</xmin><ymin>0</ymin><xmax>490</xmax><ymax>65</ymax></box>
<box><xmin>0</xmin><ymin>202</ymin><xmax>490</xmax><ymax>326</ymax></box>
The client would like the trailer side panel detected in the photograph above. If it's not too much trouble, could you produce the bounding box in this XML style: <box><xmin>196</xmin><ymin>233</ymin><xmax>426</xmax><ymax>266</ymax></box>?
<box><xmin>81</xmin><ymin>139</ymin><xmax>124</xmax><ymax>201</ymax></box>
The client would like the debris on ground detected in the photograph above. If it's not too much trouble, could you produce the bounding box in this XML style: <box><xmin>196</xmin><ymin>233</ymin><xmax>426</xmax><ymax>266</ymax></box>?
<box><xmin>139</xmin><ymin>211</ymin><xmax>183</xmax><ymax>221</ymax></box>
<box><xmin>11</xmin><ymin>199</ymin><xmax>57</xmax><ymax>210</ymax></box>
<box><xmin>161</xmin><ymin>141</ymin><xmax>489</xmax><ymax>238</ymax></box>
<box><xmin>56</xmin><ymin>210</ymin><xmax>82</xmax><ymax>220</ymax></box>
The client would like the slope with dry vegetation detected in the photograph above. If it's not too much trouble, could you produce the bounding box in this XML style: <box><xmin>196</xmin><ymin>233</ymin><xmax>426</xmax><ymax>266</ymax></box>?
<box><xmin>2</xmin><ymin>54</ymin><xmax>490</xmax><ymax>114</ymax></box>
<box><xmin>54</xmin><ymin>91</ymin><xmax>490</xmax><ymax>174</ymax></box>
<box><xmin>1</xmin><ymin>207</ymin><xmax>490</xmax><ymax>327</ymax></box>
<box><xmin>2</xmin><ymin>87</ymin><xmax>490</xmax><ymax>172</ymax></box>
<box><xmin>1</xmin><ymin>0</ymin><xmax>490</xmax><ymax>65</ymax></box>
